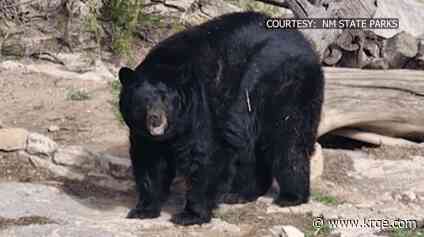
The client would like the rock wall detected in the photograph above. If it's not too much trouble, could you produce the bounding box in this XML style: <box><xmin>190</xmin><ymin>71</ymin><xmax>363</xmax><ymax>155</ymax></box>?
<box><xmin>0</xmin><ymin>0</ymin><xmax>100</xmax><ymax>59</ymax></box>
<box><xmin>0</xmin><ymin>127</ymin><xmax>134</xmax><ymax>192</ymax></box>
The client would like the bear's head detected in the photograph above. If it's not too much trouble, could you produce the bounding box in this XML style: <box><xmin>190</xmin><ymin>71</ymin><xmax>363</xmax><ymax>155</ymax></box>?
<box><xmin>118</xmin><ymin>67</ymin><xmax>181</xmax><ymax>141</ymax></box>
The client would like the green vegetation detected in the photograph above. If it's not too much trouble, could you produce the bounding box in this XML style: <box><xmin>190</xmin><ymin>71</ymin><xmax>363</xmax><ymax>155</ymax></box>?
<box><xmin>213</xmin><ymin>209</ymin><xmax>243</xmax><ymax>224</ymax></box>
<box><xmin>312</xmin><ymin>192</ymin><xmax>339</xmax><ymax>206</ymax></box>
<box><xmin>110</xmin><ymin>0</ymin><xmax>144</xmax><ymax>61</ymax></box>
<box><xmin>224</xmin><ymin>0</ymin><xmax>282</xmax><ymax>16</ymax></box>
<box><xmin>139</xmin><ymin>13</ymin><xmax>163</xmax><ymax>28</ymax></box>
<box><xmin>305</xmin><ymin>222</ymin><xmax>333</xmax><ymax>237</ymax></box>
<box><xmin>171</xmin><ymin>21</ymin><xmax>187</xmax><ymax>33</ymax></box>
<box><xmin>85</xmin><ymin>0</ymin><xmax>102</xmax><ymax>46</ymax></box>
<box><xmin>389</xmin><ymin>227</ymin><xmax>424</xmax><ymax>237</ymax></box>
<box><xmin>66</xmin><ymin>88</ymin><xmax>92</xmax><ymax>101</ymax></box>
<box><xmin>83</xmin><ymin>0</ymin><xmax>187</xmax><ymax>62</ymax></box>
<box><xmin>109</xmin><ymin>0</ymin><xmax>185</xmax><ymax>62</ymax></box>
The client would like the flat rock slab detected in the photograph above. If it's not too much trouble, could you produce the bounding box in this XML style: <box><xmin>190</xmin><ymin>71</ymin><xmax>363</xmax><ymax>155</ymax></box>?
<box><xmin>53</xmin><ymin>146</ymin><xmax>97</xmax><ymax>169</ymax></box>
<box><xmin>0</xmin><ymin>128</ymin><xmax>28</xmax><ymax>152</ymax></box>
<box><xmin>0</xmin><ymin>183</ymin><xmax>243</xmax><ymax>237</ymax></box>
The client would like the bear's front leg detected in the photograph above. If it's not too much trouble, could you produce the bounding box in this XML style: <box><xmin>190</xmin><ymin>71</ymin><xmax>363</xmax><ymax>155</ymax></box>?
<box><xmin>171</xmin><ymin>149</ymin><xmax>212</xmax><ymax>225</ymax></box>
<box><xmin>127</xmin><ymin>136</ymin><xmax>165</xmax><ymax>219</ymax></box>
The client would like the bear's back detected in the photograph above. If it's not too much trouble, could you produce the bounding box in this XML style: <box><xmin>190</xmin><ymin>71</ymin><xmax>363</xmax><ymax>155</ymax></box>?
<box><xmin>137</xmin><ymin>11</ymin><xmax>317</xmax><ymax>87</ymax></box>
<box><xmin>139</xmin><ymin>12</ymin><xmax>268</xmax><ymax>68</ymax></box>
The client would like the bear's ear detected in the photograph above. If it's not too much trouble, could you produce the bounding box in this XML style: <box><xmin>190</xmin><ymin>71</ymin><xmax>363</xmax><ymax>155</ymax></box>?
<box><xmin>119</xmin><ymin>67</ymin><xmax>136</xmax><ymax>86</ymax></box>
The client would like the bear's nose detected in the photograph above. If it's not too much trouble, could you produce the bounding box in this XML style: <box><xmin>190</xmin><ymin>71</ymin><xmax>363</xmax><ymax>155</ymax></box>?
<box><xmin>148</xmin><ymin>114</ymin><xmax>162</xmax><ymax>128</ymax></box>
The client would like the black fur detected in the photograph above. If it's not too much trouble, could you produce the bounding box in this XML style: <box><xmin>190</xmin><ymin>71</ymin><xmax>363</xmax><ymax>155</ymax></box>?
<box><xmin>119</xmin><ymin>11</ymin><xmax>324</xmax><ymax>225</ymax></box>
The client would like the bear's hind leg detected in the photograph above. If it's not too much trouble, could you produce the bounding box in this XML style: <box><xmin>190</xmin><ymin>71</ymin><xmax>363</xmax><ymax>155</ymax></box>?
<box><xmin>270</xmin><ymin>55</ymin><xmax>323</xmax><ymax>207</ymax></box>
<box><xmin>220</xmin><ymin>153</ymin><xmax>259</xmax><ymax>204</ymax></box>
<box><xmin>219</xmin><ymin>105</ymin><xmax>267</xmax><ymax>204</ymax></box>
<box><xmin>254</xmin><ymin>143</ymin><xmax>274</xmax><ymax>198</ymax></box>
<box><xmin>221</xmin><ymin>142</ymin><xmax>275</xmax><ymax>204</ymax></box>
<box><xmin>271</xmin><ymin>108</ymin><xmax>317</xmax><ymax>207</ymax></box>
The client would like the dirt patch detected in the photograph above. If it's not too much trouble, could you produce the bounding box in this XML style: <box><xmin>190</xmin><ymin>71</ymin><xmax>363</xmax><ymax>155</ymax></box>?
<box><xmin>0</xmin><ymin>70</ymin><xmax>128</xmax><ymax>152</ymax></box>
<box><xmin>0</xmin><ymin>152</ymin><xmax>52</xmax><ymax>182</ymax></box>
<box><xmin>362</xmin><ymin>145</ymin><xmax>424</xmax><ymax>160</ymax></box>
<box><xmin>0</xmin><ymin>216</ymin><xmax>56</xmax><ymax>229</ymax></box>
<box><xmin>59</xmin><ymin>179</ymin><xmax>133</xmax><ymax>200</ymax></box>
<box><xmin>322</xmin><ymin>150</ymin><xmax>355</xmax><ymax>186</ymax></box>
<box><xmin>214</xmin><ymin>202</ymin><xmax>316</xmax><ymax>237</ymax></box>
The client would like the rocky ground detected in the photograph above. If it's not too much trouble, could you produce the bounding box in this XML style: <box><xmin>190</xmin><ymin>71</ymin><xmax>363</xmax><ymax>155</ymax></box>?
<box><xmin>1</xmin><ymin>61</ymin><xmax>424</xmax><ymax>237</ymax></box>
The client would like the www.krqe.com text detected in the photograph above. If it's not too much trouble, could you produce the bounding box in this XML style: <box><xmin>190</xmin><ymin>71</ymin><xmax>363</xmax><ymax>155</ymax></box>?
<box><xmin>312</xmin><ymin>216</ymin><xmax>418</xmax><ymax>231</ymax></box>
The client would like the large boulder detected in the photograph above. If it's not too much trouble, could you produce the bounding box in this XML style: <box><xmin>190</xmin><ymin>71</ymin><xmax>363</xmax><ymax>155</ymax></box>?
<box><xmin>384</xmin><ymin>31</ymin><xmax>419</xmax><ymax>68</ymax></box>
<box><xmin>373</xmin><ymin>0</ymin><xmax>424</xmax><ymax>38</ymax></box>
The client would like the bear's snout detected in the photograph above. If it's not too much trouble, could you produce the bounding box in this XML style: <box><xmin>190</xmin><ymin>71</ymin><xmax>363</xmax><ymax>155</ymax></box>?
<box><xmin>149</xmin><ymin>114</ymin><xmax>162</xmax><ymax>127</ymax></box>
<box><xmin>146</xmin><ymin>111</ymin><xmax>168</xmax><ymax>136</ymax></box>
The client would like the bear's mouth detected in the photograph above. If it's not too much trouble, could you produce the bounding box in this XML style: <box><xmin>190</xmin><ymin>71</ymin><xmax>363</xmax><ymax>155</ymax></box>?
<box><xmin>146</xmin><ymin>111</ymin><xmax>168</xmax><ymax>136</ymax></box>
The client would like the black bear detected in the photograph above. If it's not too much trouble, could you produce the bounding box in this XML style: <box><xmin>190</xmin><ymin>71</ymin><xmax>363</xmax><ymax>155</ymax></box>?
<box><xmin>119</xmin><ymin>11</ymin><xmax>324</xmax><ymax>225</ymax></box>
